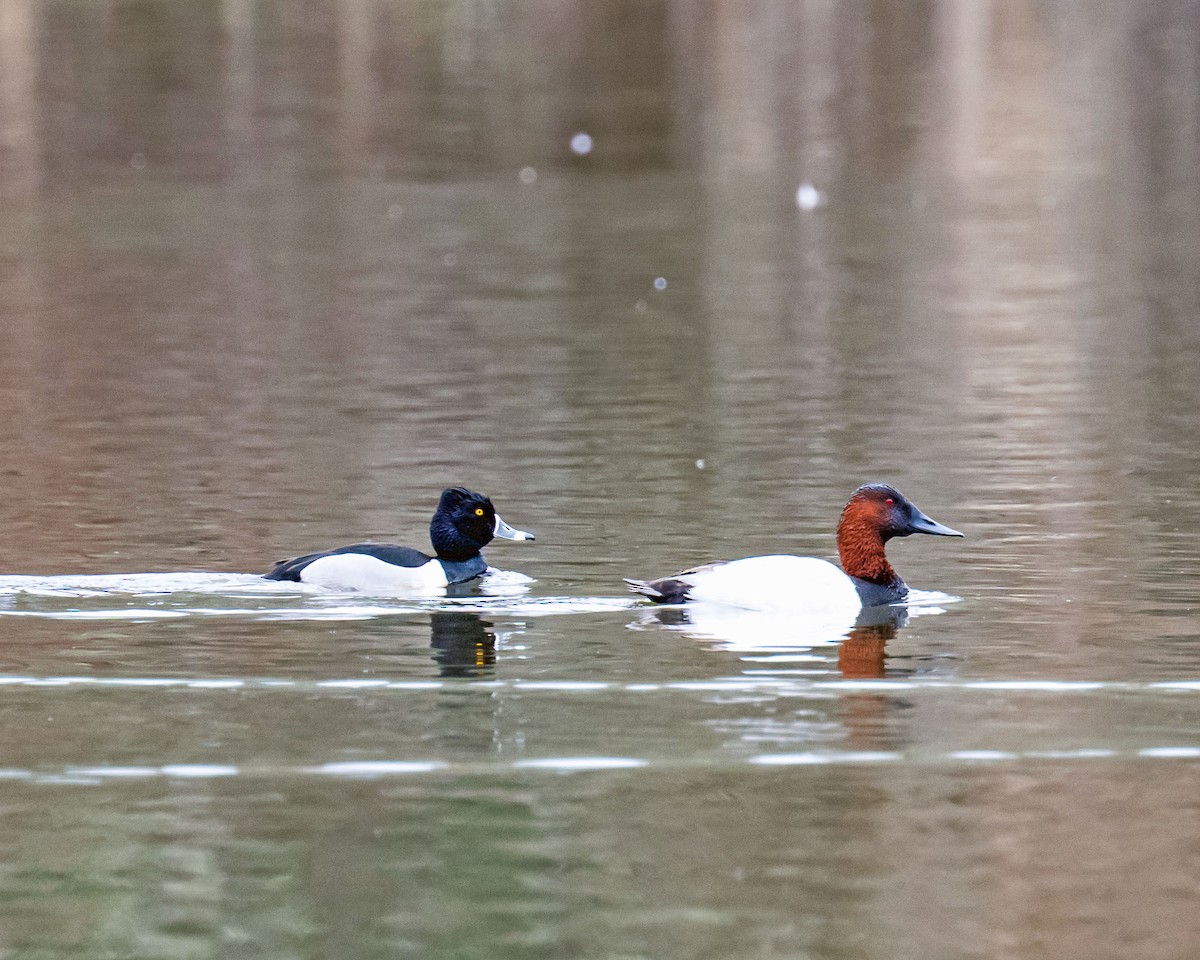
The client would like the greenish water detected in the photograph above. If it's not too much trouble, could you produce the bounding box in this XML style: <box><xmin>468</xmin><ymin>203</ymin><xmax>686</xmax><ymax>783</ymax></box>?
<box><xmin>0</xmin><ymin>1</ymin><xmax>1199</xmax><ymax>958</ymax></box>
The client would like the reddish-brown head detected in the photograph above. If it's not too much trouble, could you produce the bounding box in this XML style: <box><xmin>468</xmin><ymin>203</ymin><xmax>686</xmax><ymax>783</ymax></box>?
<box><xmin>836</xmin><ymin>484</ymin><xmax>962</xmax><ymax>584</ymax></box>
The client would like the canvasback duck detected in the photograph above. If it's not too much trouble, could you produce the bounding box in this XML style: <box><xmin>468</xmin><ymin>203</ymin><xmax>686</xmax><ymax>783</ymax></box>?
<box><xmin>624</xmin><ymin>483</ymin><xmax>961</xmax><ymax>613</ymax></box>
<box><xmin>265</xmin><ymin>487</ymin><xmax>533</xmax><ymax>593</ymax></box>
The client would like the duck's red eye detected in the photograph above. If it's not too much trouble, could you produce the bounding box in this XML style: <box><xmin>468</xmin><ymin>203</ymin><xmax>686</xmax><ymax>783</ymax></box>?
<box><xmin>885</xmin><ymin>498</ymin><xmax>894</xmax><ymax>506</ymax></box>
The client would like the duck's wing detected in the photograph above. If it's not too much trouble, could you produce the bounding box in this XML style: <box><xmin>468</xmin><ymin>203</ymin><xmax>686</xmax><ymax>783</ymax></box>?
<box><xmin>265</xmin><ymin>543</ymin><xmax>432</xmax><ymax>581</ymax></box>
<box><xmin>624</xmin><ymin>561</ymin><xmax>730</xmax><ymax>604</ymax></box>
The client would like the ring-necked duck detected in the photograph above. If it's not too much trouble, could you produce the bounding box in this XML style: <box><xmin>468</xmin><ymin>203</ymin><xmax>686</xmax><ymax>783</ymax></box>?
<box><xmin>625</xmin><ymin>483</ymin><xmax>961</xmax><ymax>613</ymax></box>
<box><xmin>265</xmin><ymin>487</ymin><xmax>533</xmax><ymax>593</ymax></box>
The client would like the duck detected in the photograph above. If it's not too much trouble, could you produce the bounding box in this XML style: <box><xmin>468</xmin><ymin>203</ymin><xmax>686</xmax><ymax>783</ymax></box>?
<box><xmin>624</xmin><ymin>483</ymin><xmax>961</xmax><ymax>613</ymax></box>
<box><xmin>264</xmin><ymin>487</ymin><xmax>534</xmax><ymax>593</ymax></box>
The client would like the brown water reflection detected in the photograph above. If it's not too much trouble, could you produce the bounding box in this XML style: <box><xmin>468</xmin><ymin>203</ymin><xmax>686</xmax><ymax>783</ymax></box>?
<box><xmin>1</xmin><ymin>1</ymin><xmax>1200</xmax><ymax>958</ymax></box>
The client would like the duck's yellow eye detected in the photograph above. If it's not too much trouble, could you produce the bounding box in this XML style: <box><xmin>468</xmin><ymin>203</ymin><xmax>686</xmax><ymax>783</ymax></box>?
<box><xmin>474</xmin><ymin>508</ymin><xmax>485</xmax><ymax>516</ymax></box>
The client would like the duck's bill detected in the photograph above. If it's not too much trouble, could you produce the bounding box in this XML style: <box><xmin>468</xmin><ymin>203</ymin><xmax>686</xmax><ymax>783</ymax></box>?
<box><xmin>907</xmin><ymin>510</ymin><xmax>963</xmax><ymax>538</ymax></box>
<box><xmin>493</xmin><ymin>514</ymin><xmax>535</xmax><ymax>541</ymax></box>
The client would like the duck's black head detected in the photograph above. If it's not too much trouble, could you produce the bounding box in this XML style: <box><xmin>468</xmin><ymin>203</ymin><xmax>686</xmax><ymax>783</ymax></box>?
<box><xmin>430</xmin><ymin>487</ymin><xmax>534</xmax><ymax>562</ymax></box>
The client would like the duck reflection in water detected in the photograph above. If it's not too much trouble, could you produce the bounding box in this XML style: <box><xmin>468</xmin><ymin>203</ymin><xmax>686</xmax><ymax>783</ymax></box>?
<box><xmin>637</xmin><ymin>603</ymin><xmax>910</xmax><ymax>680</ymax></box>
<box><xmin>837</xmin><ymin>608</ymin><xmax>904</xmax><ymax>680</ymax></box>
<box><xmin>429</xmin><ymin>612</ymin><xmax>496</xmax><ymax>677</ymax></box>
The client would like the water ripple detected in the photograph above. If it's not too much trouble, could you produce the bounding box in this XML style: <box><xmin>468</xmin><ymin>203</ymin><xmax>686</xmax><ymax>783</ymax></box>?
<box><xmin>0</xmin><ymin>572</ymin><xmax>637</xmax><ymax>620</ymax></box>
<box><xmin>0</xmin><ymin>674</ymin><xmax>1197</xmax><ymax>696</ymax></box>
<box><xmin>0</xmin><ymin>745</ymin><xmax>1187</xmax><ymax>787</ymax></box>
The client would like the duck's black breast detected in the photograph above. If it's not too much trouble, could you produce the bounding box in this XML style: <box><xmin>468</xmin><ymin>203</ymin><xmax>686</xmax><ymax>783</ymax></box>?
<box><xmin>850</xmin><ymin>576</ymin><xmax>908</xmax><ymax>607</ymax></box>
<box><xmin>265</xmin><ymin>543</ymin><xmax>433</xmax><ymax>581</ymax></box>
<box><xmin>438</xmin><ymin>555</ymin><xmax>489</xmax><ymax>584</ymax></box>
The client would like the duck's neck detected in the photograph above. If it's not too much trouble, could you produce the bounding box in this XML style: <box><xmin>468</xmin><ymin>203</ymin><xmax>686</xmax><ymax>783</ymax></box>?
<box><xmin>836</xmin><ymin>519</ymin><xmax>900</xmax><ymax>586</ymax></box>
<box><xmin>431</xmin><ymin>517</ymin><xmax>487</xmax><ymax>563</ymax></box>
<box><xmin>438</xmin><ymin>554</ymin><xmax>489</xmax><ymax>584</ymax></box>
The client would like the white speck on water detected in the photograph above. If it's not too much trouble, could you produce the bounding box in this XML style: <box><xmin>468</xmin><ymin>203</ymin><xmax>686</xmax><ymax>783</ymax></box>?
<box><xmin>513</xmin><ymin>681</ymin><xmax>609</xmax><ymax>691</ymax></box>
<box><xmin>795</xmin><ymin>182</ymin><xmax>821</xmax><ymax>210</ymax></box>
<box><xmin>387</xmin><ymin>204</ymin><xmax>404</xmax><ymax>220</ymax></box>
<box><xmin>1138</xmin><ymin>746</ymin><xmax>1200</xmax><ymax>759</ymax></box>
<box><xmin>95</xmin><ymin>677</ymin><xmax>181</xmax><ymax>687</ymax></box>
<box><xmin>570</xmin><ymin>132</ymin><xmax>593</xmax><ymax>155</ymax></box>
<box><xmin>514</xmin><ymin>756</ymin><xmax>646</xmax><ymax>771</ymax></box>
<box><xmin>948</xmin><ymin>750</ymin><xmax>1017</xmax><ymax>761</ymax></box>
<box><xmin>695</xmin><ymin>459</ymin><xmax>705</xmax><ymax>470</ymax></box>
<box><xmin>750</xmin><ymin>753</ymin><xmax>827</xmax><ymax>766</ymax></box>
<box><xmin>653</xmin><ymin>277</ymin><xmax>667</xmax><ymax>291</ymax></box>
<box><xmin>384</xmin><ymin>681</ymin><xmax>443</xmax><ymax>690</ymax></box>
<box><xmin>443</xmin><ymin>252</ymin><xmax>457</xmax><ymax>267</ymax></box>
<box><xmin>71</xmin><ymin>766</ymin><xmax>161</xmax><ymax>778</ymax></box>
<box><xmin>1025</xmin><ymin>748</ymin><xmax>1117</xmax><ymax>759</ymax></box>
<box><xmin>317</xmin><ymin>679</ymin><xmax>390</xmax><ymax>689</ymax></box>
<box><xmin>186</xmin><ymin>679</ymin><xmax>245</xmax><ymax>689</ymax></box>
<box><xmin>519</xmin><ymin>166</ymin><xmax>537</xmax><ymax>184</ymax></box>
<box><xmin>965</xmin><ymin>680</ymin><xmax>1106</xmax><ymax>692</ymax></box>
<box><xmin>821</xmin><ymin>680</ymin><xmax>915</xmax><ymax>691</ymax></box>
<box><xmin>310</xmin><ymin>760</ymin><xmax>446</xmax><ymax>777</ymax></box>
<box><xmin>160</xmin><ymin>764</ymin><xmax>240</xmax><ymax>778</ymax></box>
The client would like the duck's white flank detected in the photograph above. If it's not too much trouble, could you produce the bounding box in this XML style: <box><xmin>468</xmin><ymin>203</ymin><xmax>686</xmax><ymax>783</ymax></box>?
<box><xmin>679</xmin><ymin>555</ymin><xmax>862</xmax><ymax>614</ymax></box>
<box><xmin>297</xmin><ymin>554</ymin><xmax>450</xmax><ymax>594</ymax></box>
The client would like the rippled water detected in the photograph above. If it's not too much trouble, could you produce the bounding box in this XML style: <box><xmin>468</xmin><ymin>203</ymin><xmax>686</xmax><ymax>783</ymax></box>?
<box><xmin>1</xmin><ymin>1</ymin><xmax>1199</xmax><ymax>958</ymax></box>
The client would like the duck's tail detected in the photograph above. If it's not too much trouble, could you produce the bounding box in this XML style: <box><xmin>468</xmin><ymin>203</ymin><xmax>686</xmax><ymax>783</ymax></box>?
<box><xmin>624</xmin><ymin>577</ymin><xmax>691</xmax><ymax>605</ymax></box>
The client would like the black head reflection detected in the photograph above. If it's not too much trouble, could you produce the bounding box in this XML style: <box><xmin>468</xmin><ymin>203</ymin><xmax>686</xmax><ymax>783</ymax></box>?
<box><xmin>429</xmin><ymin>612</ymin><xmax>496</xmax><ymax>677</ymax></box>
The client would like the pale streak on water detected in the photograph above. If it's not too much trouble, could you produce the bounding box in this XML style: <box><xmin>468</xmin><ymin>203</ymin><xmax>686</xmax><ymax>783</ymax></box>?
<box><xmin>1</xmin><ymin>1</ymin><xmax>1200</xmax><ymax>958</ymax></box>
